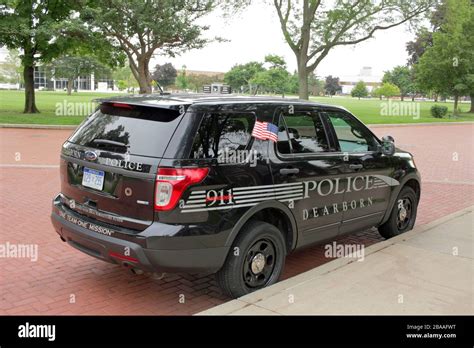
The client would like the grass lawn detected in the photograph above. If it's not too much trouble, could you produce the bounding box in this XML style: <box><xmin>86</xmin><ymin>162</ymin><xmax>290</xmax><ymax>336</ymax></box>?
<box><xmin>310</xmin><ymin>96</ymin><xmax>474</xmax><ymax>124</ymax></box>
<box><xmin>0</xmin><ymin>90</ymin><xmax>473</xmax><ymax>125</ymax></box>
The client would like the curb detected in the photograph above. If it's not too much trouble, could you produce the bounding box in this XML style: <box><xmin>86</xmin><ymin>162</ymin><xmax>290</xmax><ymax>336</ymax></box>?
<box><xmin>197</xmin><ymin>205</ymin><xmax>473</xmax><ymax>315</ymax></box>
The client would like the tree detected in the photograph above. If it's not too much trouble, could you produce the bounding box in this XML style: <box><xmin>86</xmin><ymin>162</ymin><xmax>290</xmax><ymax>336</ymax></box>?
<box><xmin>188</xmin><ymin>73</ymin><xmax>222</xmax><ymax>93</ymax></box>
<box><xmin>176</xmin><ymin>66</ymin><xmax>189</xmax><ymax>90</ymax></box>
<box><xmin>0</xmin><ymin>0</ymin><xmax>85</xmax><ymax>113</ymax></box>
<box><xmin>272</xmin><ymin>0</ymin><xmax>432</xmax><ymax>99</ymax></box>
<box><xmin>113</xmin><ymin>64</ymin><xmax>138</xmax><ymax>92</ymax></box>
<box><xmin>324</xmin><ymin>75</ymin><xmax>341</xmax><ymax>96</ymax></box>
<box><xmin>151</xmin><ymin>63</ymin><xmax>177</xmax><ymax>90</ymax></box>
<box><xmin>415</xmin><ymin>0</ymin><xmax>473</xmax><ymax>112</ymax></box>
<box><xmin>250</xmin><ymin>55</ymin><xmax>290</xmax><ymax>96</ymax></box>
<box><xmin>52</xmin><ymin>56</ymin><xmax>111</xmax><ymax>95</ymax></box>
<box><xmin>81</xmin><ymin>0</ymin><xmax>217</xmax><ymax>94</ymax></box>
<box><xmin>308</xmin><ymin>73</ymin><xmax>324</xmax><ymax>96</ymax></box>
<box><xmin>373</xmin><ymin>83</ymin><xmax>401</xmax><ymax>99</ymax></box>
<box><xmin>351</xmin><ymin>81</ymin><xmax>369</xmax><ymax>99</ymax></box>
<box><xmin>224</xmin><ymin>61</ymin><xmax>265</xmax><ymax>93</ymax></box>
<box><xmin>383</xmin><ymin>66</ymin><xmax>415</xmax><ymax>101</ymax></box>
<box><xmin>406</xmin><ymin>1</ymin><xmax>448</xmax><ymax>65</ymax></box>
<box><xmin>287</xmin><ymin>71</ymin><xmax>299</xmax><ymax>95</ymax></box>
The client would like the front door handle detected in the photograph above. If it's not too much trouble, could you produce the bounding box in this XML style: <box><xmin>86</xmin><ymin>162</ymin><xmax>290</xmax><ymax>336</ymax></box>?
<box><xmin>349</xmin><ymin>164</ymin><xmax>363</xmax><ymax>170</ymax></box>
<box><xmin>280</xmin><ymin>168</ymin><xmax>300</xmax><ymax>175</ymax></box>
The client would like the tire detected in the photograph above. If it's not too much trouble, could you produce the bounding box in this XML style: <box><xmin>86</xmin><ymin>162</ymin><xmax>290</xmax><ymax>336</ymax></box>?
<box><xmin>216</xmin><ymin>220</ymin><xmax>286</xmax><ymax>298</ymax></box>
<box><xmin>378</xmin><ymin>186</ymin><xmax>418</xmax><ymax>239</ymax></box>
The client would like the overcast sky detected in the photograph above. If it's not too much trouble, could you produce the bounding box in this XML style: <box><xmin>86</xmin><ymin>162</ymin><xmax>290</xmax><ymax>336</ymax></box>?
<box><xmin>152</xmin><ymin>2</ymin><xmax>415</xmax><ymax>78</ymax></box>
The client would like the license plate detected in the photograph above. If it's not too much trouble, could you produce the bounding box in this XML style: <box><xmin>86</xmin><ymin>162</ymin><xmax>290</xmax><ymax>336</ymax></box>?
<box><xmin>82</xmin><ymin>167</ymin><xmax>105</xmax><ymax>191</ymax></box>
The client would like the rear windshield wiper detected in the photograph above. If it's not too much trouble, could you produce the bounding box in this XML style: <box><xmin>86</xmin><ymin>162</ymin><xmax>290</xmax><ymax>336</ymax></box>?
<box><xmin>92</xmin><ymin>139</ymin><xmax>129</xmax><ymax>148</ymax></box>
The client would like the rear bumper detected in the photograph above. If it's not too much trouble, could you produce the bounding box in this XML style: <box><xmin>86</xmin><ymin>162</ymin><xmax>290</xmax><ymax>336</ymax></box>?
<box><xmin>51</xmin><ymin>195</ymin><xmax>229</xmax><ymax>274</ymax></box>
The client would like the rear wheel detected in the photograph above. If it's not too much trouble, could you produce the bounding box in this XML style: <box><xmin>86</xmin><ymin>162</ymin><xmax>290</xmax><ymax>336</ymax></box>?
<box><xmin>378</xmin><ymin>186</ymin><xmax>418</xmax><ymax>239</ymax></box>
<box><xmin>216</xmin><ymin>220</ymin><xmax>286</xmax><ymax>298</ymax></box>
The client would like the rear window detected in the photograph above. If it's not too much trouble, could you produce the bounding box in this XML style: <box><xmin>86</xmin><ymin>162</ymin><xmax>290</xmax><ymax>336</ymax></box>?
<box><xmin>190</xmin><ymin>112</ymin><xmax>256</xmax><ymax>159</ymax></box>
<box><xmin>69</xmin><ymin>104</ymin><xmax>182</xmax><ymax>157</ymax></box>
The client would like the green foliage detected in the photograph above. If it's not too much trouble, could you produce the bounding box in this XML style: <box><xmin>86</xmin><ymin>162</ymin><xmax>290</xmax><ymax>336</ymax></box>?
<box><xmin>224</xmin><ymin>62</ymin><xmax>265</xmax><ymax>91</ymax></box>
<box><xmin>52</xmin><ymin>56</ymin><xmax>111</xmax><ymax>80</ymax></box>
<box><xmin>430</xmin><ymin>105</ymin><xmax>448</xmax><ymax>118</ymax></box>
<box><xmin>372</xmin><ymin>83</ymin><xmax>401</xmax><ymax>99</ymax></box>
<box><xmin>176</xmin><ymin>67</ymin><xmax>189</xmax><ymax>90</ymax></box>
<box><xmin>308</xmin><ymin>73</ymin><xmax>325</xmax><ymax>96</ymax></box>
<box><xmin>415</xmin><ymin>0</ymin><xmax>474</xmax><ymax>109</ymax></box>
<box><xmin>250</xmin><ymin>55</ymin><xmax>289</xmax><ymax>95</ymax></box>
<box><xmin>113</xmin><ymin>64</ymin><xmax>138</xmax><ymax>92</ymax></box>
<box><xmin>324</xmin><ymin>76</ymin><xmax>342</xmax><ymax>96</ymax></box>
<box><xmin>151</xmin><ymin>63</ymin><xmax>177</xmax><ymax>89</ymax></box>
<box><xmin>383</xmin><ymin>66</ymin><xmax>416</xmax><ymax>99</ymax></box>
<box><xmin>351</xmin><ymin>81</ymin><xmax>369</xmax><ymax>99</ymax></box>
<box><xmin>81</xmin><ymin>0</ymin><xmax>218</xmax><ymax>93</ymax></box>
<box><xmin>187</xmin><ymin>74</ymin><xmax>222</xmax><ymax>93</ymax></box>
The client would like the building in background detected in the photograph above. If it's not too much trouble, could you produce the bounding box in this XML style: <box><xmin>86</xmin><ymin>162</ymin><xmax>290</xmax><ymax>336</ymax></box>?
<box><xmin>339</xmin><ymin>67</ymin><xmax>382</xmax><ymax>95</ymax></box>
<box><xmin>32</xmin><ymin>65</ymin><xmax>115</xmax><ymax>92</ymax></box>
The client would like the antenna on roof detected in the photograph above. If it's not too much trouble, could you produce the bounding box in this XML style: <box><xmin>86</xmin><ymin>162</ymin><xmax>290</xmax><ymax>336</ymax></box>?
<box><xmin>153</xmin><ymin>80</ymin><xmax>166</xmax><ymax>95</ymax></box>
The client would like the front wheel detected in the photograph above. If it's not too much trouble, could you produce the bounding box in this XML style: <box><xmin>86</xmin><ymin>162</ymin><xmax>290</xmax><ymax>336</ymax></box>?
<box><xmin>216</xmin><ymin>220</ymin><xmax>286</xmax><ymax>298</ymax></box>
<box><xmin>378</xmin><ymin>186</ymin><xmax>418</xmax><ymax>239</ymax></box>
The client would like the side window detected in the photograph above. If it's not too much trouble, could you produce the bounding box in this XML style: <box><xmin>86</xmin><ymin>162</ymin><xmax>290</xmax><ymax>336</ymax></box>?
<box><xmin>191</xmin><ymin>112</ymin><xmax>255</xmax><ymax>159</ymax></box>
<box><xmin>276</xmin><ymin>111</ymin><xmax>329</xmax><ymax>155</ymax></box>
<box><xmin>326</xmin><ymin>112</ymin><xmax>379</xmax><ymax>153</ymax></box>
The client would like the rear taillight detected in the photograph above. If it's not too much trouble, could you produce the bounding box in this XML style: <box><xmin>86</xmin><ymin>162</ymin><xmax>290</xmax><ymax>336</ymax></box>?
<box><xmin>154</xmin><ymin>167</ymin><xmax>209</xmax><ymax>211</ymax></box>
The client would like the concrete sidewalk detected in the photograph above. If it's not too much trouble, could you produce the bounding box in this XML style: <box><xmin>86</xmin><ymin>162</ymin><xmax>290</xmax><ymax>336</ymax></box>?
<box><xmin>198</xmin><ymin>207</ymin><xmax>473</xmax><ymax>315</ymax></box>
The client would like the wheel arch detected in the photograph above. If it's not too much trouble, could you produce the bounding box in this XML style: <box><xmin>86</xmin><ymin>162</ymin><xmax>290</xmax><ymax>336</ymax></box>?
<box><xmin>224</xmin><ymin>200</ymin><xmax>298</xmax><ymax>253</ymax></box>
<box><xmin>381</xmin><ymin>173</ymin><xmax>421</xmax><ymax>225</ymax></box>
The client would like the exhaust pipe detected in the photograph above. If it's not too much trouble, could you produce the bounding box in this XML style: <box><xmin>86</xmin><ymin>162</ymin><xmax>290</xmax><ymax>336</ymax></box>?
<box><xmin>121</xmin><ymin>261</ymin><xmax>144</xmax><ymax>275</ymax></box>
<box><xmin>151</xmin><ymin>272</ymin><xmax>166</xmax><ymax>280</ymax></box>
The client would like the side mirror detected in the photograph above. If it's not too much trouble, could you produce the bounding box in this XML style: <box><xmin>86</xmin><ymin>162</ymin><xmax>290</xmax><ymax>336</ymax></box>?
<box><xmin>381</xmin><ymin>135</ymin><xmax>395</xmax><ymax>156</ymax></box>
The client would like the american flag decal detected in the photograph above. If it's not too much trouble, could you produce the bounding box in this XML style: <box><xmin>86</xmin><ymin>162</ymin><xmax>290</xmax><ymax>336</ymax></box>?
<box><xmin>252</xmin><ymin>121</ymin><xmax>278</xmax><ymax>142</ymax></box>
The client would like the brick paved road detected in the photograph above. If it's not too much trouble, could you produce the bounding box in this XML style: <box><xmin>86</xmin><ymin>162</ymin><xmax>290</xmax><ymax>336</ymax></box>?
<box><xmin>0</xmin><ymin>124</ymin><xmax>472</xmax><ymax>315</ymax></box>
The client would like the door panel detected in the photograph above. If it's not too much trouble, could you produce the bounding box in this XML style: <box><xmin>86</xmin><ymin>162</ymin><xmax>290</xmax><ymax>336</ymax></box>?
<box><xmin>270</xmin><ymin>109</ymin><xmax>346</xmax><ymax>247</ymax></box>
<box><xmin>323</xmin><ymin>111</ymin><xmax>395</xmax><ymax>234</ymax></box>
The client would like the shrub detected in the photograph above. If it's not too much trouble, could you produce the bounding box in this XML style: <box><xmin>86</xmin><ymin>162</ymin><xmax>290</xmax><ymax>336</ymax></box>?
<box><xmin>431</xmin><ymin>105</ymin><xmax>448</xmax><ymax>118</ymax></box>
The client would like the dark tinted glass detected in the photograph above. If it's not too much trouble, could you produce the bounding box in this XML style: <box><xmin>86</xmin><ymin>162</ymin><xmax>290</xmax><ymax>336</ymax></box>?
<box><xmin>277</xmin><ymin>112</ymin><xmax>329</xmax><ymax>154</ymax></box>
<box><xmin>326</xmin><ymin>111</ymin><xmax>378</xmax><ymax>152</ymax></box>
<box><xmin>191</xmin><ymin>112</ymin><xmax>255</xmax><ymax>159</ymax></box>
<box><xmin>68</xmin><ymin>104</ymin><xmax>182</xmax><ymax>157</ymax></box>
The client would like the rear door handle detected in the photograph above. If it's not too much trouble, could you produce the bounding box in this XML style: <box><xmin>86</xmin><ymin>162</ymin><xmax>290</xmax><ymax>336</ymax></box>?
<box><xmin>280</xmin><ymin>168</ymin><xmax>300</xmax><ymax>175</ymax></box>
<box><xmin>349</xmin><ymin>164</ymin><xmax>363</xmax><ymax>170</ymax></box>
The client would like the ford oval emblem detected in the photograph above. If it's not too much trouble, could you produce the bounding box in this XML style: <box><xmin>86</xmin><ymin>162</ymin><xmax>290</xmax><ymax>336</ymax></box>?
<box><xmin>84</xmin><ymin>151</ymin><xmax>98</xmax><ymax>161</ymax></box>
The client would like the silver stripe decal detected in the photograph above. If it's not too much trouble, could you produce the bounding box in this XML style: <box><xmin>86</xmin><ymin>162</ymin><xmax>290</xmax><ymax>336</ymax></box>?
<box><xmin>232</xmin><ymin>185</ymin><xmax>304</xmax><ymax>195</ymax></box>
<box><xmin>182</xmin><ymin>203</ymin><xmax>207</xmax><ymax>208</ymax></box>
<box><xmin>235</xmin><ymin>193</ymin><xmax>303</xmax><ymax>204</ymax></box>
<box><xmin>232</xmin><ymin>182</ymin><xmax>302</xmax><ymax>191</ymax></box>
<box><xmin>233</xmin><ymin>189</ymin><xmax>303</xmax><ymax>200</ymax></box>
<box><xmin>182</xmin><ymin>202</ymin><xmax>259</xmax><ymax>213</ymax></box>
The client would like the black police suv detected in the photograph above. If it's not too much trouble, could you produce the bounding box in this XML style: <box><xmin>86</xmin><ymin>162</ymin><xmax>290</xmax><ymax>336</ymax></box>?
<box><xmin>51</xmin><ymin>94</ymin><xmax>421</xmax><ymax>298</ymax></box>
